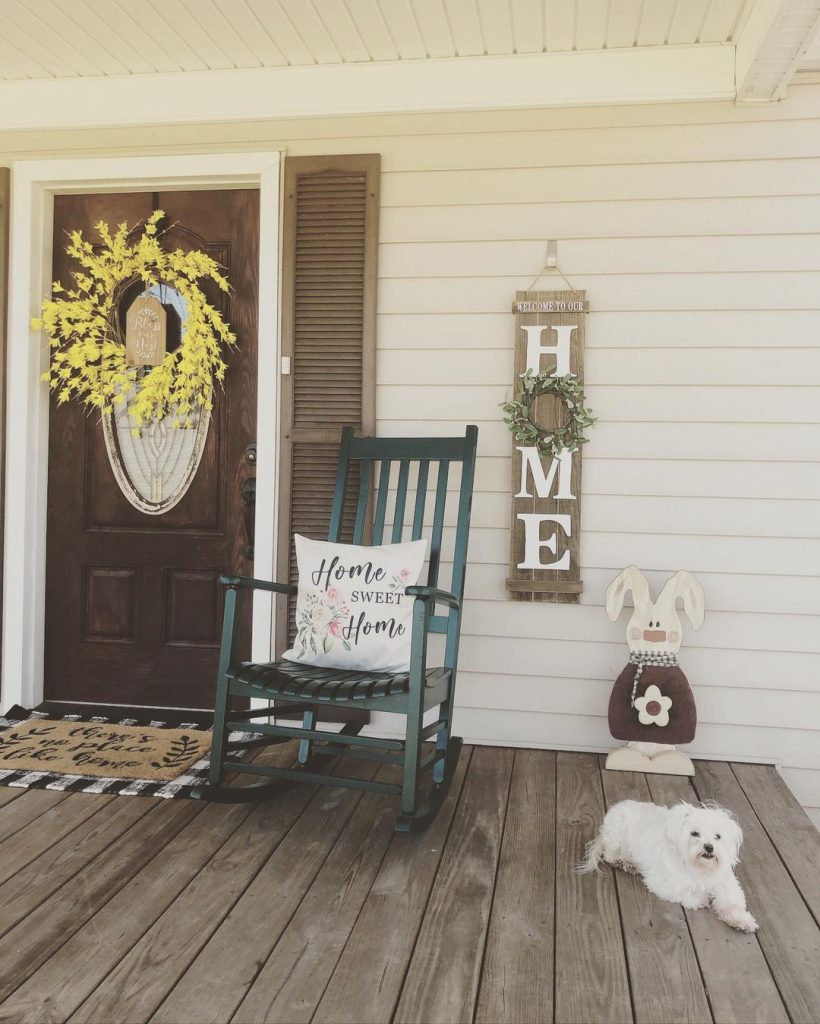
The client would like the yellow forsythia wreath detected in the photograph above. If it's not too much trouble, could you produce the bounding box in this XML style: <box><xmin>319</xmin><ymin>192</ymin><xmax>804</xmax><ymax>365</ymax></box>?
<box><xmin>33</xmin><ymin>210</ymin><xmax>235</xmax><ymax>431</ymax></box>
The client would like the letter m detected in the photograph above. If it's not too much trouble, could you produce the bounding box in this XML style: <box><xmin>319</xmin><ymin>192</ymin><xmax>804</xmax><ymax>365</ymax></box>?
<box><xmin>515</xmin><ymin>446</ymin><xmax>575</xmax><ymax>500</ymax></box>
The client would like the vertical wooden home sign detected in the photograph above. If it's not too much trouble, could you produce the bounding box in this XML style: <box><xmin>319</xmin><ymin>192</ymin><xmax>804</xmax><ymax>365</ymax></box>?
<box><xmin>508</xmin><ymin>290</ymin><xmax>588</xmax><ymax>604</ymax></box>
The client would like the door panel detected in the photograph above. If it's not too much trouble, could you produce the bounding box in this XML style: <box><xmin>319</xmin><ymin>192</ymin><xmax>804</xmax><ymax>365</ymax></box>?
<box><xmin>44</xmin><ymin>189</ymin><xmax>259</xmax><ymax>709</ymax></box>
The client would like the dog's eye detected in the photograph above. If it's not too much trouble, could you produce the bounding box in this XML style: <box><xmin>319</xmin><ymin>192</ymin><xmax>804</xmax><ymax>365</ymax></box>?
<box><xmin>690</xmin><ymin>830</ymin><xmax>700</xmax><ymax>837</ymax></box>
<box><xmin>715</xmin><ymin>834</ymin><xmax>721</xmax><ymax>840</ymax></box>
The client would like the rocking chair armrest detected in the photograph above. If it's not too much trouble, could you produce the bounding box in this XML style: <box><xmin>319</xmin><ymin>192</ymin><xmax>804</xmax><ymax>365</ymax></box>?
<box><xmin>404</xmin><ymin>586</ymin><xmax>461</xmax><ymax>611</ymax></box>
<box><xmin>218</xmin><ymin>575</ymin><xmax>297</xmax><ymax>596</ymax></box>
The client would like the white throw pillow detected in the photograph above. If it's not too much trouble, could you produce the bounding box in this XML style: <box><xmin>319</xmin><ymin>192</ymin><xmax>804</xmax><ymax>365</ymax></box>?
<box><xmin>281</xmin><ymin>534</ymin><xmax>429</xmax><ymax>674</ymax></box>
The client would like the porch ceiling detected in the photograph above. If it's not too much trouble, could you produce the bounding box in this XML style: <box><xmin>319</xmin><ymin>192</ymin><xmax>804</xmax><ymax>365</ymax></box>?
<box><xmin>0</xmin><ymin>0</ymin><xmax>751</xmax><ymax>79</ymax></box>
<box><xmin>0</xmin><ymin>1</ymin><xmax>817</xmax><ymax>131</ymax></box>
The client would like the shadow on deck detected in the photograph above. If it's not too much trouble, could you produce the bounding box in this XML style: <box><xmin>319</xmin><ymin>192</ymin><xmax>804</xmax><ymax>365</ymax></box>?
<box><xmin>0</xmin><ymin>743</ymin><xmax>818</xmax><ymax>1023</ymax></box>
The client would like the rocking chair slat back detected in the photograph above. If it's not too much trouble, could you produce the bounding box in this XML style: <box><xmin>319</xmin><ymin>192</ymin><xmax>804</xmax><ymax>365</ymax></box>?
<box><xmin>428</xmin><ymin>460</ymin><xmax>449</xmax><ymax>596</ymax></box>
<box><xmin>412</xmin><ymin>460</ymin><xmax>429</xmax><ymax>541</ymax></box>
<box><xmin>352</xmin><ymin>458</ymin><xmax>372</xmax><ymax>544</ymax></box>
<box><xmin>392</xmin><ymin>460</ymin><xmax>410</xmax><ymax>543</ymax></box>
<box><xmin>328</xmin><ymin>427</ymin><xmax>478</xmax><ymax>635</ymax></box>
<box><xmin>373</xmin><ymin>459</ymin><xmax>391</xmax><ymax>543</ymax></box>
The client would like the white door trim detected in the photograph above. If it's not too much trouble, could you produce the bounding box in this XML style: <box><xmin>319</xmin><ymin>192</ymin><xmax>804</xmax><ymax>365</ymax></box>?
<box><xmin>1</xmin><ymin>151</ymin><xmax>283</xmax><ymax>712</ymax></box>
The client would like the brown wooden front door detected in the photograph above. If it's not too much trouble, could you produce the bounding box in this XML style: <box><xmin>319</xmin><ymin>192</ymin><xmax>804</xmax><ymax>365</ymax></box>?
<box><xmin>44</xmin><ymin>189</ymin><xmax>259</xmax><ymax>710</ymax></box>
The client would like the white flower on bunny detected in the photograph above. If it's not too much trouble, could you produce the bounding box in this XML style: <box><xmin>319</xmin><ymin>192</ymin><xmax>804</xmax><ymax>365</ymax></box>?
<box><xmin>606</xmin><ymin>565</ymin><xmax>705</xmax><ymax>656</ymax></box>
<box><xmin>634</xmin><ymin>684</ymin><xmax>672</xmax><ymax>726</ymax></box>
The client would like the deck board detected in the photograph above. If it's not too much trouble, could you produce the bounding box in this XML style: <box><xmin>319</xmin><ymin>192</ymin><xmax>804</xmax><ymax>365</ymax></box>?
<box><xmin>0</xmin><ymin>787</ymin><xmax>25</xmax><ymax>809</ymax></box>
<box><xmin>599</xmin><ymin>763</ymin><xmax>712</xmax><ymax>1024</ymax></box>
<box><xmin>233</xmin><ymin>769</ymin><xmax>399</xmax><ymax>1023</ymax></box>
<box><xmin>0</xmin><ymin>791</ymin><xmax>112</xmax><ymax>889</ymax></box>
<box><xmin>474</xmin><ymin>749</ymin><xmax>555</xmax><ymax>1024</ymax></box>
<box><xmin>0</xmin><ymin>788</ymin><xmax>71</xmax><ymax>842</ymax></box>
<box><xmin>555</xmin><ymin>751</ymin><xmax>633</xmax><ymax>1024</ymax></box>
<box><xmin>732</xmin><ymin>762</ymin><xmax>820</xmax><ymax>927</ymax></box>
<box><xmin>0</xmin><ymin>800</ymin><xmax>200</xmax><ymax>1005</ymax></box>
<box><xmin>313</xmin><ymin>750</ymin><xmax>470</xmax><ymax>1024</ymax></box>
<box><xmin>1</xmin><ymin>801</ymin><xmax>253</xmax><ymax>1024</ymax></box>
<box><xmin>692</xmin><ymin>759</ymin><xmax>820</xmax><ymax>1024</ymax></box>
<box><xmin>71</xmin><ymin>781</ymin><xmax>320</xmax><ymax>1023</ymax></box>
<box><xmin>151</xmin><ymin>761</ymin><xmax>379</xmax><ymax>1024</ymax></box>
<box><xmin>393</xmin><ymin>746</ymin><xmax>514</xmax><ymax>1024</ymax></box>
<box><xmin>0</xmin><ymin>796</ymin><xmax>153</xmax><ymax>942</ymax></box>
<box><xmin>646</xmin><ymin>771</ymin><xmax>790</xmax><ymax>1024</ymax></box>
<box><xmin>0</xmin><ymin>744</ymin><xmax>817</xmax><ymax>1024</ymax></box>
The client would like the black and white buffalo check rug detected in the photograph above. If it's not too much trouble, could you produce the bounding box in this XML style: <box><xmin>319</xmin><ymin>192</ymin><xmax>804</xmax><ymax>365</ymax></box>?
<box><xmin>0</xmin><ymin>705</ymin><xmax>254</xmax><ymax>799</ymax></box>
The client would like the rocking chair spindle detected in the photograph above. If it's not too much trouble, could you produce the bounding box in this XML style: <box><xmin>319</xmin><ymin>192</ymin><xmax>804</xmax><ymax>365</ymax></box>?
<box><xmin>194</xmin><ymin>426</ymin><xmax>478</xmax><ymax>833</ymax></box>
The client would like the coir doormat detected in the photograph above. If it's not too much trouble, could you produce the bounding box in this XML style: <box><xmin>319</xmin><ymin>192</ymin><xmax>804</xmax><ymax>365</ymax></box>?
<box><xmin>0</xmin><ymin>708</ymin><xmax>249</xmax><ymax>799</ymax></box>
<box><xmin>0</xmin><ymin>718</ymin><xmax>211</xmax><ymax>780</ymax></box>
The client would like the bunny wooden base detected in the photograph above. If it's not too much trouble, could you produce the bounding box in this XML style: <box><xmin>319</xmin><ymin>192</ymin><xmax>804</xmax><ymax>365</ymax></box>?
<box><xmin>606</xmin><ymin>741</ymin><xmax>695</xmax><ymax>777</ymax></box>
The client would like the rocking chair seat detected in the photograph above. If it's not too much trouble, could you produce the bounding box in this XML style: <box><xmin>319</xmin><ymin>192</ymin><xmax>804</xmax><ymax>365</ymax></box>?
<box><xmin>228</xmin><ymin>660</ymin><xmax>451</xmax><ymax>702</ymax></box>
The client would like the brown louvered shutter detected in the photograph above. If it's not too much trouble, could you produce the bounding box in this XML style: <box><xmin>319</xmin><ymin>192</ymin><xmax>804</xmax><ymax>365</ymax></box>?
<box><xmin>276</xmin><ymin>154</ymin><xmax>379</xmax><ymax>654</ymax></box>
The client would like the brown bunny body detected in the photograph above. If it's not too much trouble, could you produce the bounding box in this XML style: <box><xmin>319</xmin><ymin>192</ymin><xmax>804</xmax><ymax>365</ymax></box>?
<box><xmin>608</xmin><ymin>663</ymin><xmax>697</xmax><ymax>745</ymax></box>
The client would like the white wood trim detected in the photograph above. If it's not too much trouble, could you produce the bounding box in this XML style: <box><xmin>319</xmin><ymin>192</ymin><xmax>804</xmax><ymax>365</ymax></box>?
<box><xmin>1</xmin><ymin>151</ymin><xmax>282</xmax><ymax>712</ymax></box>
<box><xmin>734</xmin><ymin>0</ymin><xmax>820</xmax><ymax>102</ymax></box>
<box><xmin>735</xmin><ymin>0</ymin><xmax>786</xmax><ymax>91</ymax></box>
<box><xmin>0</xmin><ymin>46</ymin><xmax>737</xmax><ymax>133</ymax></box>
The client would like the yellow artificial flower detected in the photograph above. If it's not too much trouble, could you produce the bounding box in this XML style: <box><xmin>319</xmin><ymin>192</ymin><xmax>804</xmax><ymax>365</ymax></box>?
<box><xmin>34</xmin><ymin>211</ymin><xmax>236</xmax><ymax>429</ymax></box>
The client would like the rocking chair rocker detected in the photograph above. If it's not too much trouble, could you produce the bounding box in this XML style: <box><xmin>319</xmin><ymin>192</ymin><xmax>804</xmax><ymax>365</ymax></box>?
<box><xmin>195</xmin><ymin>426</ymin><xmax>478</xmax><ymax>832</ymax></box>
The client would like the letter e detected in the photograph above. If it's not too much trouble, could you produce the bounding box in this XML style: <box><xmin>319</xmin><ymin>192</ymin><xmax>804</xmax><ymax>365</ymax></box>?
<box><xmin>516</xmin><ymin>513</ymin><xmax>572</xmax><ymax>570</ymax></box>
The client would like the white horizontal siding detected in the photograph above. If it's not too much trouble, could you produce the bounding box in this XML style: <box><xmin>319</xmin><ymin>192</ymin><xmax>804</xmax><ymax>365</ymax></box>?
<box><xmin>366</xmin><ymin>88</ymin><xmax>820</xmax><ymax>820</ymax></box>
<box><xmin>380</xmin><ymin>347</ymin><xmax>820</xmax><ymax>385</ymax></box>
<box><xmin>378</xmin><ymin>310</ymin><xmax>820</xmax><ymax>348</ymax></box>
<box><xmin>2</xmin><ymin>84</ymin><xmax>819</xmax><ymax>822</ymax></box>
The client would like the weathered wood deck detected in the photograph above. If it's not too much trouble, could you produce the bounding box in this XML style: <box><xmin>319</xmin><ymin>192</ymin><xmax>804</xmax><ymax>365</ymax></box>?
<box><xmin>0</xmin><ymin>743</ymin><xmax>818</xmax><ymax>1024</ymax></box>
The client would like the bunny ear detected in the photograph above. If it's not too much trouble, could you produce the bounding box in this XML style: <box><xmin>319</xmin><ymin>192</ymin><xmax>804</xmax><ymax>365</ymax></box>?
<box><xmin>605</xmin><ymin>565</ymin><xmax>650</xmax><ymax>621</ymax></box>
<box><xmin>659</xmin><ymin>570</ymin><xmax>705</xmax><ymax>629</ymax></box>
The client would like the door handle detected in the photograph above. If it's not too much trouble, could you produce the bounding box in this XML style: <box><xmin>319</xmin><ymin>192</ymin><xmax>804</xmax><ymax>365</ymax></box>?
<box><xmin>242</xmin><ymin>476</ymin><xmax>256</xmax><ymax>560</ymax></box>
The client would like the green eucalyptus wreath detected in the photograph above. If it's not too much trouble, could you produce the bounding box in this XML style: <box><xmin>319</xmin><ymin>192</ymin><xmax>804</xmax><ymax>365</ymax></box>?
<box><xmin>502</xmin><ymin>370</ymin><xmax>596</xmax><ymax>457</ymax></box>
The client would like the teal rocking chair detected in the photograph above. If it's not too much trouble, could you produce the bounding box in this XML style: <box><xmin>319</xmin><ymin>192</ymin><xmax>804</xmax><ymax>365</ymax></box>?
<box><xmin>197</xmin><ymin>425</ymin><xmax>478</xmax><ymax>832</ymax></box>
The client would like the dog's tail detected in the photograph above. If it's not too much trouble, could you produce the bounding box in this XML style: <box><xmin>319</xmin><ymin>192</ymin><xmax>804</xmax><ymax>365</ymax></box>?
<box><xmin>576</xmin><ymin>833</ymin><xmax>605</xmax><ymax>874</ymax></box>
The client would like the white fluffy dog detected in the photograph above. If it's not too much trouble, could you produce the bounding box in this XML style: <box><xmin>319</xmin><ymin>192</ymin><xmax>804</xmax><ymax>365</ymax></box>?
<box><xmin>579</xmin><ymin>800</ymin><xmax>758</xmax><ymax>933</ymax></box>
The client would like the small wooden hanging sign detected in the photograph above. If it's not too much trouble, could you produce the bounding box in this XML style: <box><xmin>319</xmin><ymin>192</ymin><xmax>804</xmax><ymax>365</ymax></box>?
<box><xmin>507</xmin><ymin>289</ymin><xmax>587</xmax><ymax>604</ymax></box>
<box><xmin>125</xmin><ymin>295</ymin><xmax>167</xmax><ymax>367</ymax></box>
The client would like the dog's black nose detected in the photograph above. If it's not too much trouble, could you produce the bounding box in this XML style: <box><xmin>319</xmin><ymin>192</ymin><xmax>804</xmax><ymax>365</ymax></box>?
<box><xmin>703</xmin><ymin>843</ymin><xmax>714</xmax><ymax>854</ymax></box>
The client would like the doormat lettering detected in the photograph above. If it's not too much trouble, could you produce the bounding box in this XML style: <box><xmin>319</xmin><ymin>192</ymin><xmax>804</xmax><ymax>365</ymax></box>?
<box><xmin>0</xmin><ymin>718</ymin><xmax>211</xmax><ymax>781</ymax></box>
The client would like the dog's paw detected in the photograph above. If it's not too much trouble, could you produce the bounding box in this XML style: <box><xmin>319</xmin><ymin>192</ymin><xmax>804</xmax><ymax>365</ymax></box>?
<box><xmin>737</xmin><ymin>911</ymin><xmax>759</xmax><ymax>933</ymax></box>
<box><xmin>612</xmin><ymin>859</ymin><xmax>640</xmax><ymax>875</ymax></box>
<box><xmin>718</xmin><ymin>906</ymin><xmax>759</xmax><ymax>933</ymax></box>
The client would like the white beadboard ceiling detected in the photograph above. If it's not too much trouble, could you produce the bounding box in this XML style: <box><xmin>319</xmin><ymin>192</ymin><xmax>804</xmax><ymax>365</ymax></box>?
<box><xmin>0</xmin><ymin>1</ymin><xmax>817</xmax><ymax>129</ymax></box>
<box><xmin>0</xmin><ymin>0</ymin><xmax>754</xmax><ymax>80</ymax></box>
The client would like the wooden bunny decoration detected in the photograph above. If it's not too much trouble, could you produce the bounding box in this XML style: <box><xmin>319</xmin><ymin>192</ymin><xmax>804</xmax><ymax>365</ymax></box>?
<box><xmin>605</xmin><ymin>565</ymin><xmax>705</xmax><ymax>776</ymax></box>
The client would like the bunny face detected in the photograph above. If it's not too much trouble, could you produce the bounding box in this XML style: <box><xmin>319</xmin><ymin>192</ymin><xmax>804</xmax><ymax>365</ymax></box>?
<box><xmin>606</xmin><ymin>566</ymin><xmax>705</xmax><ymax>656</ymax></box>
